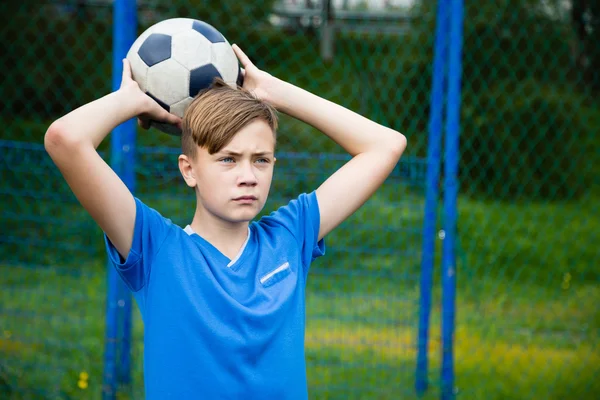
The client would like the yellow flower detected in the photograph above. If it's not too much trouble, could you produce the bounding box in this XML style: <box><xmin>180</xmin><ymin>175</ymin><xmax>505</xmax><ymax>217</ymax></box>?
<box><xmin>78</xmin><ymin>380</ymin><xmax>88</xmax><ymax>389</ymax></box>
<box><xmin>79</xmin><ymin>371</ymin><xmax>89</xmax><ymax>381</ymax></box>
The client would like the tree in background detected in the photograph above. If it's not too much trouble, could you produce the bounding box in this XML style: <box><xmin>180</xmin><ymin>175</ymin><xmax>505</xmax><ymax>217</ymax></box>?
<box><xmin>572</xmin><ymin>0</ymin><xmax>600</xmax><ymax>90</ymax></box>
<box><xmin>149</xmin><ymin>0</ymin><xmax>279</xmax><ymax>40</ymax></box>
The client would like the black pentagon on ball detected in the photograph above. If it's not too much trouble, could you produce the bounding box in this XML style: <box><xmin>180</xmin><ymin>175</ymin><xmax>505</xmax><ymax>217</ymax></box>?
<box><xmin>138</xmin><ymin>33</ymin><xmax>172</xmax><ymax>67</ymax></box>
<box><xmin>146</xmin><ymin>92</ymin><xmax>170</xmax><ymax>112</ymax></box>
<box><xmin>189</xmin><ymin>64</ymin><xmax>222</xmax><ymax>97</ymax></box>
<box><xmin>192</xmin><ymin>20</ymin><xmax>225</xmax><ymax>44</ymax></box>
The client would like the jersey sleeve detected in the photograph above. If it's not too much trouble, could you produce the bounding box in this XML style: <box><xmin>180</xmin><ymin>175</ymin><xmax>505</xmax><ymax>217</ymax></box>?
<box><xmin>104</xmin><ymin>197</ymin><xmax>172</xmax><ymax>292</ymax></box>
<box><xmin>267</xmin><ymin>191</ymin><xmax>326</xmax><ymax>269</ymax></box>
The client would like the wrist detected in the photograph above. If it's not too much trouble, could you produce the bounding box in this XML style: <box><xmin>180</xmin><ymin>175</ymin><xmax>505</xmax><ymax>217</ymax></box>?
<box><xmin>115</xmin><ymin>85</ymin><xmax>147</xmax><ymax>118</ymax></box>
<box><xmin>264</xmin><ymin>77</ymin><xmax>291</xmax><ymax>111</ymax></box>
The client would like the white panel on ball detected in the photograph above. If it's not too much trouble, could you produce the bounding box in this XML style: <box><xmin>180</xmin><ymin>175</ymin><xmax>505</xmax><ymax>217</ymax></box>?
<box><xmin>147</xmin><ymin>59</ymin><xmax>190</xmax><ymax>106</ymax></box>
<box><xmin>211</xmin><ymin>42</ymin><xmax>239</xmax><ymax>85</ymax></box>
<box><xmin>171</xmin><ymin>29</ymin><xmax>212</xmax><ymax>71</ymax></box>
<box><xmin>127</xmin><ymin>51</ymin><xmax>150</xmax><ymax>93</ymax></box>
<box><xmin>170</xmin><ymin>97</ymin><xmax>194</xmax><ymax>119</ymax></box>
<box><xmin>152</xmin><ymin>18</ymin><xmax>194</xmax><ymax>37</ymax></box>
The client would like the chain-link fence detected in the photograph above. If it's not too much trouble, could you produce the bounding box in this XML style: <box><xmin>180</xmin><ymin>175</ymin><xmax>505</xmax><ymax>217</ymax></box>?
<box><xmin>450</xmin><ymin>1</ymin><xmax>599</xmax><ymax>398</ymax></box>
<box><xmin>0</xmin><ymin>0</ymin><xmax>598</xmax><ymax>399</ymax></box>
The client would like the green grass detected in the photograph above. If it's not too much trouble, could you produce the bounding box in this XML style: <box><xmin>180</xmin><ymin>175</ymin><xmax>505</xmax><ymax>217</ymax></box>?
<box><xmin>1</xmin><ymin>188</ymin><xmax>598</xmax><ymax>399</ymax></box>
<box><xmin>1</xmin><ymin>268</ymin><xmax>597</xmax><ymax>399</ymax></box>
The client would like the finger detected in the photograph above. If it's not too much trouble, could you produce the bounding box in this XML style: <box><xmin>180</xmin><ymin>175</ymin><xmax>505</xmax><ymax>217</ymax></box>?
<box><xmin>171</xmin><ymin>114</ymin><xmax>182</xmax><ymax>127</ymax></box>
<box><xmin>232</xmin><ymin>44</ymin><xmax>253</xmax><ymax>68</ymax></box>
<box><xmin>163</xmin><ymin>111</ymin><xmax>182</xmax><ymax>127</ymax></box>
<box><xmin>122</xmin><ymin>58</ymin><xmax>132</xmax><ymax>82</ymax></box>
<box><xmin>138</xmin><ymin>117</ymin><xmax>150</xmax><ymax>130</ymax></box>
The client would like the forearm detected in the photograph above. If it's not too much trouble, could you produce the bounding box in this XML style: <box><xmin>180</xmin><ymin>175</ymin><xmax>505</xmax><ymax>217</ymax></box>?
<box><xmin>268</xmin><ymin>79</ymin><xmax>404</xmax><ymax>156</ymax></box>
<box><xmin>47</xmin><ymin>89</ymin><xmax>139</xmax><ymax>150</ymax></box>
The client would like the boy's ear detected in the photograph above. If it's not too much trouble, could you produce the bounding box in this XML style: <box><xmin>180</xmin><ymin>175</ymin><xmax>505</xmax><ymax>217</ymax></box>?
<box><xmin>178</xmin><ymin>154</ymin><xmax>197</xmax><ymax>188</ymax></box>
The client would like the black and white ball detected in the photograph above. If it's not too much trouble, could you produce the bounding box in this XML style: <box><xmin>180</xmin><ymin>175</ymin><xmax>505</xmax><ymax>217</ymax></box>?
<box><xmin>126</xmin><ymin>18</ymin><xmax>243</xmax><ymax>135</ymax></box>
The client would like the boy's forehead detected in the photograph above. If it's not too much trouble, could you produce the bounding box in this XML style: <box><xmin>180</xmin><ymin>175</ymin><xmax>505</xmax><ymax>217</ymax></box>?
<box><xmin>223</xmin><ymin>126</ymin><xmax>276</xmax><ymax>153</ymax></box>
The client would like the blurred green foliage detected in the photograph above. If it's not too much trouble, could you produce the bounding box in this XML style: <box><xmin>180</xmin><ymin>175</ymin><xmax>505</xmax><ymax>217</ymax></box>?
<box><xmin>2</xmin><ymin>0</ymin><xmax>597</xmax><ymax>199</ymax></box>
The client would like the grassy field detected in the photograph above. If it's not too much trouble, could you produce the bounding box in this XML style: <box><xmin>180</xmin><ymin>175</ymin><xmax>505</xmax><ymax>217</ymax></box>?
<box><xmin>1</xmin><ymin>262</ymin><xmax>598</xmax><ymax>399</ymax></box>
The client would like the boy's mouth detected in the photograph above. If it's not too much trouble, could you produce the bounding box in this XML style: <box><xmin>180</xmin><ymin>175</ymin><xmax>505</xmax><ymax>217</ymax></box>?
<box><xmin>233</xmin><ymin>195</ymin><xmax>258</xmax><ymax>203</ymax></box>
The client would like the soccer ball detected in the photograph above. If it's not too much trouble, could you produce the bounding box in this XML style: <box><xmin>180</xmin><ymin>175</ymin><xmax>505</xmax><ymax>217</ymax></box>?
<box><xmin>126</xmin><ymin>18</ymin><xmax>243</xmax><ymax>135</ymax></box>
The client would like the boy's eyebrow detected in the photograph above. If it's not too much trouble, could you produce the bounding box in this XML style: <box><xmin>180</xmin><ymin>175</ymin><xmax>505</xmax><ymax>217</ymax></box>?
<box><xmin>219</xmin><ymin>150</ymin><xmax>274</xmax><ymax>156</ymax></box>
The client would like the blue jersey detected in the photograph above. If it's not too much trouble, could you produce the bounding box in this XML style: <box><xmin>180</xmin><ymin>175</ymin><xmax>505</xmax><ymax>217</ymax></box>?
<box><xmin>104</xmin><ymin>192</ymin><xmax>325</xmax><ymax>399</ymax></box>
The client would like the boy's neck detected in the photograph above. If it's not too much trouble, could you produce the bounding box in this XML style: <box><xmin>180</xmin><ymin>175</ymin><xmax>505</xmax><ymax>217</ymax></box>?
<box><xmin>189</xmin><ymin>207</ymin><xmax>250</xmax><ymax>260</ymax></box>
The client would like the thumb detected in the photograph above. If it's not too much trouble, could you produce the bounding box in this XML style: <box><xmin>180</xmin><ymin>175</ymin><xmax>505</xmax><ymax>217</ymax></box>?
<box><xmin>121</xmin><ymin>58</ymin><xmax>132</xmax><ymax>85</ymax></box>
<box><xmin>232</xmin><ymin>44</ymin><xmax>254</xmax><ymax>69</ymax></box>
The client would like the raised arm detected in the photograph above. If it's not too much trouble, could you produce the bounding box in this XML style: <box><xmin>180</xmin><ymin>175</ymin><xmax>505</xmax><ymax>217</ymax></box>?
<box><xmin>268</xmin><ymin>82</ymin><xmax>405</xmax><ymax>240</ymax></box>
<box><xmin>44</xmin><ymin>60</ymin><xmax>180</xmax><ymax>258</ymax></box>
<box><xmin>232</xmin><ymin>45</ymin><xmax>406</xmax><ymax>241</ymax></box>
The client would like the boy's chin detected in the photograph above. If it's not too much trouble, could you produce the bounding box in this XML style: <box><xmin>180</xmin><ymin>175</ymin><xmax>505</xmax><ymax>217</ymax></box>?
<box><xmin>225</xmin><ymin>209</ymin><xmax>261</xmax><ymax>223</ymax></box>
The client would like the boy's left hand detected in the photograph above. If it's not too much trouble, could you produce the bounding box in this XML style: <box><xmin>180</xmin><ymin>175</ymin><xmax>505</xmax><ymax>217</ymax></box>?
<box><xmin>232</xmin><ymin>44</ymin><xmax>279</xmax><ymax>106</ymax></box>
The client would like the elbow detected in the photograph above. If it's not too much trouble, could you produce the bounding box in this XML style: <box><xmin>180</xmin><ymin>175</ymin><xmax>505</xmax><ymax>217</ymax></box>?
<box><xmin>44</xmin><ymin>121</ymin><xmax>63</xmax><ymax>155</ymax></box>
<box><xmin>388</xmin><ymin>131</ymin><xmax>407</xmax><ymax>159</ymax></box>
<box><xmin>44</xmin><ymin>120</ymin><xmax>77</xmax><ymax>156</ymax></box>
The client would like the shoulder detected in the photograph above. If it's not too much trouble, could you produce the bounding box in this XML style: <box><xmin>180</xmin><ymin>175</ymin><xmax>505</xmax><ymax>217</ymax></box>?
<box><xmin>133</xmin><ymin>197</ymin><xmax>175</xmax><ymax>229</ymax></box>
<box><xmin>129</xmin><ymin>196</ymin><xmax>178</xmax><ymax>255</ymax></box>
<box><xmin>256</xmin><ymin>192</ymin><xmax>319</xmax><ymax>234</ymax></box>
<box><xmin>252</xmin><ymin>191</ymin><xmax>325</xmax><ymax>271</ymax></box>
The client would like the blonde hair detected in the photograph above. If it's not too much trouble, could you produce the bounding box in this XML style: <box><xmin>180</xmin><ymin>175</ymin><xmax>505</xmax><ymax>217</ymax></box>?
<box><xmin>181</xmin><ymin>78</ymin><xmax>278</xmax><ymax>158</ymax></box>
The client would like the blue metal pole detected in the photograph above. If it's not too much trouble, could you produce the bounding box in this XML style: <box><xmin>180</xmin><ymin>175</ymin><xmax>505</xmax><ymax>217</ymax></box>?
<box><xmin>103</xmin><ymin>265</ymin><xmax>119</xmax><ymax>400</ymax></box>
<box><xmin>103</xmin><ymin>0</ymin><xmax>138</xmax><ymax>397</ymax></box>
<box><xmin>114</xmin><ymin>0</ymin><xmax>137</xmax><ymax>386</ymax></box>
<box><xmin>416</xmin><ymin>0</ymin><xmax>449</xmax><ymax>395</ymax></box>
<box><xmin>441</xmin><ymin>0</ymin><xmax>464</xmax><ymax>399</ymax></box>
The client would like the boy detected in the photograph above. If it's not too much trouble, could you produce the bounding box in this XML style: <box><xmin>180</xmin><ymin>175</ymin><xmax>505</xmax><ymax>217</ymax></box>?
<box><xmin>45</xmin><ymin>44</ymin><xmax>406</xmax><ymax>399</ymax></box>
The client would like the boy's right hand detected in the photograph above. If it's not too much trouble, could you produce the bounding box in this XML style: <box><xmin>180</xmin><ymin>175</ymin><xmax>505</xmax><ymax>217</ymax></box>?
<box><xmin>119</xmin><ymin>59</ymin><xmax>182</xmax><ymax>130</ymax></box>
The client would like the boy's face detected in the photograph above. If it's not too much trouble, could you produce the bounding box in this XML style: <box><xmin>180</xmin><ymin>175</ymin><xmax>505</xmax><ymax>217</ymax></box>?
<box><xmin>183</xmin><ymin>119</ymin><xmax>276</xmax><ymax>224</ymax></box>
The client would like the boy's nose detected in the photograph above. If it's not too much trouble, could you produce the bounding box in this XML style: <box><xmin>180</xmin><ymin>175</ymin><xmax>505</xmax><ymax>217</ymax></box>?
<box><xmin>238</xmin><ymin>163</ymin><xmax>258</xmax><ymax>186</ymax></box>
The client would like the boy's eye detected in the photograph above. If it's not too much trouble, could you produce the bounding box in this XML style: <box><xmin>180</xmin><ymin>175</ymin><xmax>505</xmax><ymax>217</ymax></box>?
<box><xmin>220</xmin><ymin>157</ymin><xmax>235</xmax><ymax>163</ymax></box>
<box><xmin>256</xmin><ymin>158</ymin><xmax>269</xmax><ymax>164</ymax></box>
